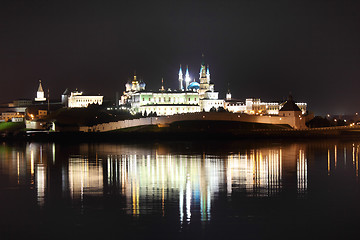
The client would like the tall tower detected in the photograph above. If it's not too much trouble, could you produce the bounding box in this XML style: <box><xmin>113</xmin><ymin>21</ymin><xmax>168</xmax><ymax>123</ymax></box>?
<box><xmin>178</xmin><ymin>65</ymin><xmax>184</xmax><ymax>91</ymax></box>
<box><xmin>199</xmin><ymin>61</ymin><xmax>210</xmax><ymax>97</ymax></box>
<box><xmin>35</xmin><ymin>80</ymin><xmax>46</xmax><ymax>102</ymax></box>
<box><xmin>185</xmin><ymin>65</ymin><xmax>191</xmax><ymax>90</ymax></box>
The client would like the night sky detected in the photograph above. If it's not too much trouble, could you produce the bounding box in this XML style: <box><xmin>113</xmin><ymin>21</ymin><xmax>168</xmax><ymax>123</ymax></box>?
<box><xmin>1</xmin><ymin>0</ymin><xmax>359</xmax><ymax>115</ymax></box>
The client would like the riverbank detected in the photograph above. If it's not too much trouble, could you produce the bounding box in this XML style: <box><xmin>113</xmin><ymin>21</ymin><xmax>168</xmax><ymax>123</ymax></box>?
<box><xmin>2</xmin><ymin>124</ymin><xmax>360</xmax><ymax>142</ymax></box>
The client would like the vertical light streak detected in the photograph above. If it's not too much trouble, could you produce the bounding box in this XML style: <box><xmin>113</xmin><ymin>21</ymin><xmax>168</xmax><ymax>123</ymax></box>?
<box><xmin>328</xmin><ymin>149</ymin><xmax>331</xmax><ymax>176</ymax></box>
<box><xmin>52</xmin><ymin>143</ymin><xmax>55</xmax><ymax>165</ymax></box>
<box><xmin>17</xmin><ymin>152</ymin><xmax>20</xmax><ymax>184</ymax></box>
<box><xmin>179</xmin><ymin>185</ymin><xmax>184</xmax><ymax>223</ymax></box>
<box><xmin>353</xmin><ymin>144</ymin><xmax>355</xmax><ymax>167</ymax></box>
<box><xmin>334</xmin><ymin>145</ymin><xmax>337</xmax><ymax>169</ymax></box>
<box><xmin>31</xmin><ymin>149</ymin><xmax>34</xmax><ymax>185</ymax></box>
<box><xmin>36</xmin><ymin>164</ymin><xmax>45</xmax><ymax>207</ymax></box>
<box><xmin>356</xmin><ymin>146</ymin><xmax>359</xmax><ymax>177</ymax></box>
<box><xmin>186</xmin><ymin>176</ymin><xmax>191</xmax><ymax>223</ymax></box>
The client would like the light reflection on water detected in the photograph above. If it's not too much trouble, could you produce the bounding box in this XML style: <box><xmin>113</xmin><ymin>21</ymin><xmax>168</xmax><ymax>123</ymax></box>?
<box><xmin>1</xmin><ymin>141</ymin><xmax>360</xmax><ymax>226</ymax></box>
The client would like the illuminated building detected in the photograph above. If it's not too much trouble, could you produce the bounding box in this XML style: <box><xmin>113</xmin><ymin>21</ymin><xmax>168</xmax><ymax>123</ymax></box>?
<box><xmin>67</xmin><ymin>91</ymin><xmax>103</xmax><ymax>108</ymax></box>
<box><xmin>225</xmin><ymin>95</ymin><xmax>307</xmax><ymax>115</ymax></box>
<box><xmin>120</xmin><ymin>73</ymin><xmax>146</xmax><ymax>105</ymax></box>
<box><xmin>120</xmin><ymin>60</ymin><xmax>307</xmax><ymax>117</ymax></box>
<box><xmin>1</xmin><ymin>111</ymin><xmax>24</xmax><ymax>122</ymax></box>
<box><xmin>120</xmin><ymin>61</ymin><xmax>224</xmax><ymax>116</ymax></box>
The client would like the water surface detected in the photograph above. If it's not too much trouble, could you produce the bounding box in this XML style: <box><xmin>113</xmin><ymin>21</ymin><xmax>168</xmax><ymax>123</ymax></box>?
<box><xmin>0</xmin><ymin>140</ymin><xmax>359</xmax><ymax>239</ymax></box>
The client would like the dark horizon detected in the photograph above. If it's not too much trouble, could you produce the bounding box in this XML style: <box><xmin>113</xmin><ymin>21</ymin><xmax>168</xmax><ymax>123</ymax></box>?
<box><xmin>1</xmin><ymin>0</ymin><xmax>359</xmax><ymax>116</ymax></box>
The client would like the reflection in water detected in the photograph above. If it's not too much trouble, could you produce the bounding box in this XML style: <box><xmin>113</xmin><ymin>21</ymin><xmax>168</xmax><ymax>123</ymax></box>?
<box><xmin>3</xmin><ymin>141</ymin><xmax>360</xmax><ymax>224</ymax></box>
<box><xmin>68</xmin><ymin>157</ymin><xmax>103</xmax><ymax>201</ymax></box>
<box><xmin>297</xmin><ymin>150</ymin><xmax>307</xmax><ymax>195</ymax></box>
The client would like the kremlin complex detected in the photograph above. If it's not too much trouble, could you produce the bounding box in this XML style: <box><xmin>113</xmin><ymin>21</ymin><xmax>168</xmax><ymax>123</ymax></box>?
<box><xmin>0</xmin><ymin>59</ymin><xmax>311</xmax><ymax>131</ymax></box>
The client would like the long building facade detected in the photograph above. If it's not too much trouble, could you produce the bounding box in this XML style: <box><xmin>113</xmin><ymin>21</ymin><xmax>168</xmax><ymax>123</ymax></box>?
<box><xmin>225</xmin><ymin>96</ymin><xmax>307</xmax><ymax>115</ymax></box>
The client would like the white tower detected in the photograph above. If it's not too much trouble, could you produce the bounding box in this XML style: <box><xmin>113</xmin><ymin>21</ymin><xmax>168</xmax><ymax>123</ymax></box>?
<box><xmin>178</xmin><ymin>65</ymin><xmax>184</xmax><ymax>91</ymax></box>
<box><xmin>185</xmin><ymin>65</ymin><xmax>191</xmax><ymax>90</ymax></box>
<box><xmin>199</xmin><ymin>61</ymin><xmax>210</xmax><ymax>96</ymax></box>
<box><xmin>35</xmin><ymin>80</ymin><xmax>46</xmax><ymax>102</ymax></box>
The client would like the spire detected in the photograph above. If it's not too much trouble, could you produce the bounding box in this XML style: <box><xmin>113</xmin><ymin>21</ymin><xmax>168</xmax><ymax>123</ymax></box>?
<box><xmin>38</xmin><ymin>80</ymin><xmax>44</xmax><ymax>92</ymax></box>
<box><xmin>133</xmin><ymin>71</ymin><xmax>137</xmax><ymax>82</ymax></box>
<box><xmin>179</xmin><ymin>64</ymin><xmax>183</xmax><ymax>77</ymax></box>
<box><xmin>288</xmin><ymin>92</ymin><xmax>293</xmax><ymax>101</ymax></box>
<box><xmin>161</xmin><ymin>78</ymin><xmax>165</xmax><ymax>91</ymax></box>
<box><xmin>185</xmin><ymin>65</ymin><xmax>191</xmax><ymax>90</ymax></box>
<box><xmin>178</xmin><ymin>64</ymin><xmax>183</xmax><ymax>91</ymax></box>
<box><xmin>185</xmin><ymin>65</ymin><xmax>189</xmax><ymax>77</ymax></box>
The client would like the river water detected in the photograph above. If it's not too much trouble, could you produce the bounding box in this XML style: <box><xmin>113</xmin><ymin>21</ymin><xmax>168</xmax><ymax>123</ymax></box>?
<box><xmin>0</xmin><ymin>140</ymin><xmax>359</xmax><ymax>239</ymax></box>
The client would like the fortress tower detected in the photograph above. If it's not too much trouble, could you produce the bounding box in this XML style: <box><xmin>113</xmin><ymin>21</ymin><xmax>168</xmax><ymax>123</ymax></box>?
<box><xmin>35</xmin><ymin>80</ymin><xmax>46</xmax><ymax>102</ymax></box>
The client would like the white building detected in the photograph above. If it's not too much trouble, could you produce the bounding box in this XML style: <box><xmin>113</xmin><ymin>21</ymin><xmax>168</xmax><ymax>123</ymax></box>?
<box><xmin>225</xmin><ymin>96</ymin><xmax>307</xmax><ymax>115</ymax></box>
<box><xmin>67</xmin><ymin>91</ymin><xmax>103</xmax><ymax>108</ymax></box>
<box><xmin>120</xmin><ymin>61</ymin><xmax>224</xmax><ymax>116</ymax></box>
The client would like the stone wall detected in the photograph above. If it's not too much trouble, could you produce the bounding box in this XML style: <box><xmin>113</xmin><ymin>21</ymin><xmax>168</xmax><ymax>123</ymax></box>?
<box><xmin>79</xmin><ymin>112</ymin><xmax>307</xmax><ymax>132</ymax></box>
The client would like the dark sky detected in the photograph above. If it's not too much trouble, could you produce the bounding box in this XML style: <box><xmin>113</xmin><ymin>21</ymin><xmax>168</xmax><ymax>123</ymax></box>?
<box><xmin>1</xmin><ymin>0</ymin><xmax>360</xmax><ymax>115</ymax></box>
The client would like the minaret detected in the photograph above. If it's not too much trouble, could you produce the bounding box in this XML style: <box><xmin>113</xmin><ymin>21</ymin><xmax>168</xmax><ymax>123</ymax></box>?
<box><xmin>35</xmin><ymin>80</ymin><xmax>46</xmax><ymax>102</ymax></box>
<box><xmin>178</xmin><ymin>65</ymin><xmax>184</xmax><ymax>91</ymax></box>
<box><xmin>185</xmin><ymin>65</ymin><xmax>191</xmax><ymax>90</ymax></box>
<box><xmin>206</xmin><ymin>65</ymin><xmax>210</xmax><ymax>82</ymax></box>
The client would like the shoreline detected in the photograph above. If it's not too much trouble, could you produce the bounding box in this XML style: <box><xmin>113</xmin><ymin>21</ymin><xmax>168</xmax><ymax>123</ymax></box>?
<box><xmin>2</xmin><ymin>126</ymin><xmax>360</xmax><ymax>142</ymax></box>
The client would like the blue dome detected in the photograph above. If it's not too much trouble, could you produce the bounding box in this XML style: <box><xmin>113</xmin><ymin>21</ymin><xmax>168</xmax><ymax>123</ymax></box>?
<box><xmin>187</xmin><ymin>81</ymin><xmax>200</xmax><ymax>90</ymax></box>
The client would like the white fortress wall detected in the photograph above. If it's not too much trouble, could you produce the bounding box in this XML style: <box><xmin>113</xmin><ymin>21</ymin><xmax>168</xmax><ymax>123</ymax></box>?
<box><xmin>79</xmin><ymin>112</ymin><xmax>306</xmax><ymax>132</ymax></box>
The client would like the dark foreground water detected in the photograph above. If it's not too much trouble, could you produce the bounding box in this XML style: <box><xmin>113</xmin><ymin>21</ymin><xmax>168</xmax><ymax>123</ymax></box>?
<box><xmin>1</xmin><ymin>139</ymin><xmax>360</xmax><ymax>239</ymax></box>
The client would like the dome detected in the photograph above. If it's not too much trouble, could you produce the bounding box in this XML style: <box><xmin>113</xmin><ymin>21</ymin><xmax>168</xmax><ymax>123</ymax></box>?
<box><xmin>187</xmin><ymin>81</ymin><xmax>200</xmax><ymax>90</ymax></box>
<box><xmin>125</xmin><ymin>82</ymin><xmax>132</xmax><ymax>91</ymax></box>
<box><xmin>139</xmin><ymin>82</ymin><xmax>146</xmax><ymax>88</ymax></box>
